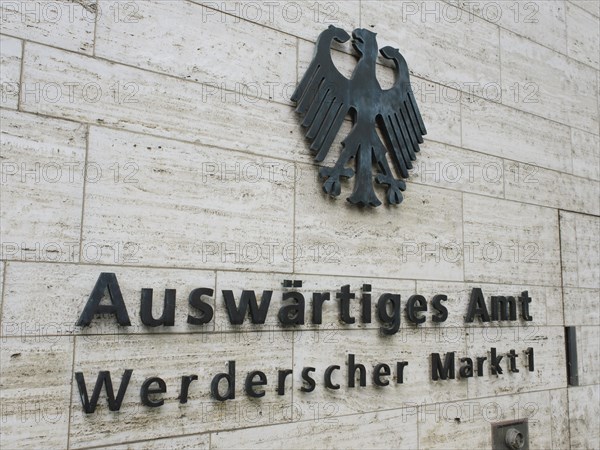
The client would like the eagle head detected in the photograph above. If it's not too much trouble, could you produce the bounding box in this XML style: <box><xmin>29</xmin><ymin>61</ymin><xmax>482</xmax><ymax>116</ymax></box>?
<box><xmin>352</xmin><ymin>28</ymin><xmax>378</xmax><ymax>57</ymax></box>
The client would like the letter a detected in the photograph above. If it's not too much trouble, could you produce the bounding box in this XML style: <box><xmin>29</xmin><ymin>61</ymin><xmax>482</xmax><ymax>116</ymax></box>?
<box><xmin>76</xmin><ymin>273</ymin><xmax>131</xmax><ymax>326</ymax></box>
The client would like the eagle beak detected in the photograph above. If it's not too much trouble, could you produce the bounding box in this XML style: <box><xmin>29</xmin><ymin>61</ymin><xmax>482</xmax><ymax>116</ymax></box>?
<box><xmin>351</xmin><ymin>31</ymin><xmax>364</xmax><ymax>44</ymax></box>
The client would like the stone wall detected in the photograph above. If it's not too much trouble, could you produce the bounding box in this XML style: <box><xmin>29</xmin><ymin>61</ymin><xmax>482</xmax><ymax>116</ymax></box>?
<box><xmin>0</xmin><ymin>1</ymin><xmax>598</xmax><ymax>448</ymax></box>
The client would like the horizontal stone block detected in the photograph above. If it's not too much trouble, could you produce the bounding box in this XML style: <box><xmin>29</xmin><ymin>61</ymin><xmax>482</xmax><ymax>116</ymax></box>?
<box><xmin>294</xmin><ymin>169</ymin><xmax>464</xmax><ymax>280</ymax></box>
<box><xmin>96</xmin><ymin>433</ymin><xmax>209</xmax><ymax>450</ymax></box>
<box><xmin>550</xmin><ymin>388</ymin><xmax>570</xmax><ymax>450</ymax></box>
<box><xmin>193</xmin><ymin>1</ymin><xmax>360</xmax><ymax>43</ymax></box>
<box><xmin>0</xmin><ymin>0</ymin><xmax>95</xmax><ymax>53</ymax></box>
<box><xmin>503</xmin><ymin>161</ymin><xmax>600</xmax><ymax>215</ymax></box>
<box><xmin>1</xmin><ymin>262</ymin><xmax>216</xmax><ymax>336</ymax></box>
<box><xmin>81</xmin><ymin>126</ymin><xmax>294</xmax><ymax>271</ymax></box>
<box><xmin>568</xmin><ymin>384</ymin><xmax>600</xmax><ymax>449</ymax></box>
<box><xmin>576</xmin><ymin>325</ymin><xmax>600</xmax><ymax>386</ymax></box>
<box><xmin>418</xmin><ymin>389</ymin><xmax>565</xmax><ymax>449</ymax></box>
<box><xmin>211</xmin><ymin>408</ymin><xmax>418</xmax><ymax>449</ymax></box>
<box><xmin>95</xmin><ymin>0</ymin><xmax>296</xmax><ymax>104</ymax></box>
<box><xmin>500</xmin><ymin>29</ymin><xmax>599</xmax><ymax>133</ymax></box>
<box><xmin>292</xmin><ymin>329</ymin><xmax>468</xmax><ymax>418</ymax></box>
<box><xmin>411</xmin><ymin>77</ymin><xmax>462</xmax><ymax>148</ymax></box>
<box><xmin>454</xmin><ymin>0</ymin><xmax>567</xmax><ymax>53</ymax></box>
<box><xmin>465</xmin><ymin>326</ymin><xmax>566</xmax><ymax>398</ymax></box>
<box><xmin>0</xmin><ymin>34</ymin><xmax>22</xmax><ymax>109</ymax></box>
<box><xmin>411</xmin><ymin>141</ymin><xmax>504</xmax><ymax>197</ymax></box>
<box><xmin>69</xmin><ymin>333</ymin><xmax>294</xmax><ymax>448</ymax></box>
<box><xmin>0</xmin><ymin>109</ymin><xmax>85</xmax><ymax>262</ymax></box>
<box><xmin>559</xmin><ymin>211</ymin><xmax>579</xmax><ymax>287</ymax></box>
<box><xmin>20</xmin><ymin>43</ymin><xmax>306</xmax><ymax>162</ymax></box>
<box><xmin>560</xmin><ymin>211</ymin><xmax>600</xmax><ymax>289</ymax></box>
<box><xmin>566</xmin><ymin>2</ymin><xmax>600</xmax><ymax>69</ymax></box>
<box><xmin>463</xmin><ymin>194</ymin><xmax>561</xmax><ymax>286</ymax></box>
<box><xmin>461</xmin><ymin>95</ymin><xmax>572</xmax><ymax>173</ymax></box>
<box><xmin>0</xmin><ymin>336</ymin><xmax>73</xmax><ymax>449</ymax></box>
<box><xmin>571</xmin><ymin>128</ymin><xmax>600</xmax><ymax>180</ymax></box>
<box><xmin>563</xmin><ymin>287</ymin><xmax>600</xmax><ymax>326</ymax></box>
<box><xmin>362</xmin><ymin>1</ymin><xmax>501</xmax><ymax>98</ymax></box>
<box><xmin>569</xmin><ymin>0</ymin><xmax>600</xmax><ymax>17</ymax></box>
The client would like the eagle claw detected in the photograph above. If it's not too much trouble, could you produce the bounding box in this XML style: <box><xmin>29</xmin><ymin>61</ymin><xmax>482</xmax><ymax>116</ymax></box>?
<box><xmin>320</xmin><ymin>166</ymin><xmax>354</xmax><ymax>197</ymax></box>
<box><xmin>375</xmin><ymin>174</ymin><xmax>406</xmax><ymax>205</ymax></box>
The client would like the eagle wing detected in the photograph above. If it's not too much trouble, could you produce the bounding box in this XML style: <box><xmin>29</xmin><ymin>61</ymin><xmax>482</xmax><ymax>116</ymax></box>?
<box><xmin>291</xmin><ymin>25</ymin><xmax>352</xmax><ymax>162</ymax></box>
<box><xmin>377</xmin><ymin>46</ymin><xmax>427</xmax><ymax>179</ymax></box>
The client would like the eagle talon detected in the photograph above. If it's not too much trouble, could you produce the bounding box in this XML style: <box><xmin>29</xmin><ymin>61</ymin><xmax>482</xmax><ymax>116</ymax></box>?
<box><xmin>320</xmin><ymin>166</ymin><xmax>354</xmax><ymax>197</ymax></box>
<box><xmin>386</xmin><ymin>185</ymin><xmax>403</xmax><ymax>205</ymax></box>
<box><xmin>375</xmin><ymin>174</ymin><xmax>406</xmax><ymax>205</ymax></box>
<box><xmin>322</xmin><ymin>177</ymin><xmax>342</xmax><ymax>197</ymax></box>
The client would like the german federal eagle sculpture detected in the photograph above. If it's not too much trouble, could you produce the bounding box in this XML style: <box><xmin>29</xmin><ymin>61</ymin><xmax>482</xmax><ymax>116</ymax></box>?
<box><xmin>291</xmin><ymin>26</ymin><xmax>427</xmax><ymax>207</ymax></box>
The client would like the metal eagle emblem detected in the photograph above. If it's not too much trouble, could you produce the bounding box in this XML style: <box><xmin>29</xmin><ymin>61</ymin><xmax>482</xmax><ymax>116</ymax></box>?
<box><xmin>291</xmin><ymin>26</ymin><xmax>427</xmax><ymax>207</ymax></box>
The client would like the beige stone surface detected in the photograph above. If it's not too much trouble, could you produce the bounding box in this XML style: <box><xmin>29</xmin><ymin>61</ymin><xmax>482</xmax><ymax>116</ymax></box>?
<box><xmin>95</xmin><ymin>434</ymin><xmax>210</xmax><ymax>450</ymax></box>
<box><xmin>362</xmin><ymin>1</ymin><xmax>501</xmax><ymax>98</ymax></box>
<box><xmin>20</xmin><ymin>43</ymin><xmax>306</xmax><ymax>163</ymax></box>
<box><xmin>418</xmin><ymin>389</ymin><xmax>567</xmax><ymax>449</ymax></box>
<box><xmin>500</xmin><ymin>29</ymin><xmax>599</xmax><ymax>133</ymax></box>
<box><xmin>576</xmin><ymin>325</ymin><xmax>600</xmax><ymax>387</ymax></box>
<box><xmin>0</xmin><ymin>0</ymin><xmax>95</xmax><ymax>53</ymax></box>
<box><xmin>569</xmin><ymin>0</ymin><xmax>600</xmax><ymax>17</ymax></box>
<box><xmin>1</xmin><ymin>262</ymin><xmax>216</xmax><ymax>336</ymax></box>
<box><xmin>211</xmin><ymin>408</ymin><xmax>418</xmax><ymax>449</ymax></box>
<box><xmin>462</xmin><ymin>95</ymin><xmax>573</xmax><ymax>173</ymax></box>
<box><xmin>503</xmin><ymin>161</ymin><xmax>600</xmax><ymax>215</ymax></box>
<box><xmin>0</xmin><ymin>34</ymin><xmax>22</xmax><ymax>109</ymax></box>
<box><xmin>1</xmin><ymin>1</ymin><xmax>597</xmax><ymax>448</ymax></box>
<box><xmin>463</xmin><ymin>194</ymin><xmax>561</xmax><ymax>286</ymax></box>
<box><xmin>560</xmin><ymin>211</ymin><xmax>600</xmax><ymax>289</ymax></box>
<box><xmin>563</xmin><ymin>287</ymin><xmax>600</xmax><ymax>326</ymax></box>
<box><xmin>81</xmin><ymin>126</ymin><xmax>294</xmax><ymax>271</ymax></box>
<box><xmin>194</xmin><ymin>0</ymin><xmax>361</xmax><ymax>43</ymax></box>
<box><xmin>568</xmin><ymin>384</ymin><xmax>600</xmax><ymax>449</ymax></box>
<box><xmin>550</xmin><ymin>388</ymin><xmax>570</xmax><ymax>450</ymax></box>
<box><xmin>95</xmin><ymin>0</ymin><xmax>297</xmax><ymax>105</ymax></box>
<box><xmin>566</xmin><ymin>2</ymin><xmax>600</xmax><ymax>69</ymax></box>
<box><xmin>0</xmin><ymin>260</ymin><xmax>4</xmax><ymax>309</ymax></box>
<box><xmin>455</xmin><ymin>0</ymin><xmax>568</xmax><ymax>54</ymax></box>
<box><xmin>411</xmin><ymin>141</ymin><xmax>504</xmax><ymax>197</ymax></box>
<box><xmin>571</xmin><ymin>128</ymin><xmax>600</xmax><ymax>181</ymax></box>
<box><xmin>0</xmin><ymin>109</ymin><xmax>86</xmax><ymax>262</ymax></box>
<box><xmin>0</xmin><ymin>336</ymin><xmax>73</xmax><ymax>449</ymax></box>
<box><xmin>295</xmin><ymin>167</ymin><xmax>464</xmax><ymax>280</ymax></box>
